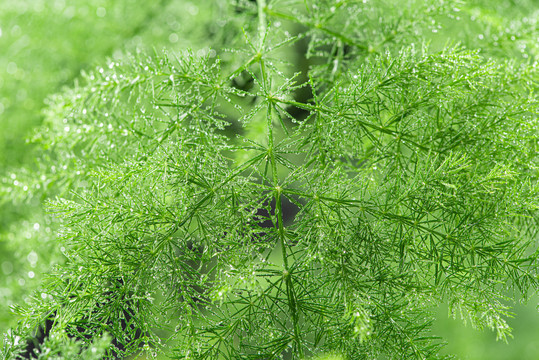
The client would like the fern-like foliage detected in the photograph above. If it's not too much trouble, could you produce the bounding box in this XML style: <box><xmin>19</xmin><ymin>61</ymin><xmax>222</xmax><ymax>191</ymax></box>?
<box><xmin>3</xmin><ymin>0</ymin><xmax>539</xmax><ymax>359</ymax></box>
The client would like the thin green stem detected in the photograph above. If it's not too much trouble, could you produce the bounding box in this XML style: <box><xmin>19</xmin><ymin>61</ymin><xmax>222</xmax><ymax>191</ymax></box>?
<box><xmin>257</xmin><ymin>0</ymin><xmax>267</xmax><ymax>50</ymax></box>
<box><xmin>267</xmin><ymin>92</ymin><xmax>304</xmax><ymax>360</ymax></box>
<box><xmin>255</xmin><ymin>5</ymin><xmax>303</xmax><ymax>347</ymax></box>
<box><xmin>276</xmin><ymin>186</ymin><xmax>303</xmax><ymax>358</ymax></box>
<box><xmin>266</xmin><ymin>106</ymin><xmax>278</xmax><ymax>186</ymax></box>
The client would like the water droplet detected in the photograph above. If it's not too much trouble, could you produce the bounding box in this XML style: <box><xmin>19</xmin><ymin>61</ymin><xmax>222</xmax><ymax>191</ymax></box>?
<box><xmin>96</xmin><ymin>7</ymin><xmax>106</xmax><ymax>17</ymax></box>
<box><xmin>169</xmin><ymin>33</ymin><xmax>179</xmax><ymax>43</ymax></box>
<box><xmin>1</xmin><ymin>261</ymin><xmax>13</xmax><ymax>275</ymax></box>
<box><xmin>6</xmin><ymin>62</ymin><xmax>17</xmax><ymax>75</ymax></box>
<box><xmin>187</xmin><ymin>4</ymin><xmax>199</xmax><ymax>15</ymax></box>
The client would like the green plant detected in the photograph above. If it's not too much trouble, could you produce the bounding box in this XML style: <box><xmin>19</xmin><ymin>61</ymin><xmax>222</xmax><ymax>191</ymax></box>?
<box><xmin>0</xmin><ymin>0</ymin><xmax>232</xmax><ymax>336</ymax></box>
<box><xmin>2</xmin><ymin>0</ymin><xmax>539</xmax><ymax>359</ymax></box>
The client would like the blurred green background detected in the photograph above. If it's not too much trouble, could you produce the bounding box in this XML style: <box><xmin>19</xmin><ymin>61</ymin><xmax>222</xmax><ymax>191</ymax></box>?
<box><xmin>1</xmin><ymin>1</ymin><xmax>538</xmax><ymax>358</ymax></box>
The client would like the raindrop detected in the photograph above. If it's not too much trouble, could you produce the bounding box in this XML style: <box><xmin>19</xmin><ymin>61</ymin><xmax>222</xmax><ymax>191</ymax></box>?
<box><xmin>96</xmin><ymin>7</ymin><xmax>106</xmax><ymax>17</ymax></box>
<box><xmin>169</xmin><ymin>33</ymin><xmax>179</xmax><ymax>43</ymax></box>
<box><xmin>1</xmin><ymin>261</ymin><xmax>13</xmax><ymax>275</ymax></box>
<box><xmin>64</xmin><ymin>6</ymin><xmax>75</xmax><ymax>18</ymax></box>
<box><xmin>187</xmin><ymin>4</ymin><xmax>199</xmax><ymax>15</ymax></box>
<box><xmin>6</xmin><ymin>62</ymin><xmax>17</xmax><ymax>75</ymax></box>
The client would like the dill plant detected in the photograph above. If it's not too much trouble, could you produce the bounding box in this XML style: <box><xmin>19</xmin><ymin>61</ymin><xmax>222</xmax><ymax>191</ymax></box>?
<box><xmin>2</xmin><ymin>0</ymin><xmax>539</xmax><ymax>359</ymax></box>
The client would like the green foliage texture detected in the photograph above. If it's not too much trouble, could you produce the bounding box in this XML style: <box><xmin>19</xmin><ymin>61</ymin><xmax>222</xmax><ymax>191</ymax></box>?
<box><xmin>2</xmin><ymin>0</ymin><xmax>539</xmax><ymax>359</ymax></box>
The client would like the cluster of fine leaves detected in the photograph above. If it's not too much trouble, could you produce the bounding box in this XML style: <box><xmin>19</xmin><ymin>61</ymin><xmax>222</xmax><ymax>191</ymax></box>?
<box><xmin>2</xmin><ymin>0</ymin><xmax>539</xmax><ymax>359</ymax></box>
<box><xmin>0</xmin><ymin>0</ymin><xmax>235</xmax><ymax>337</ymax></box>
